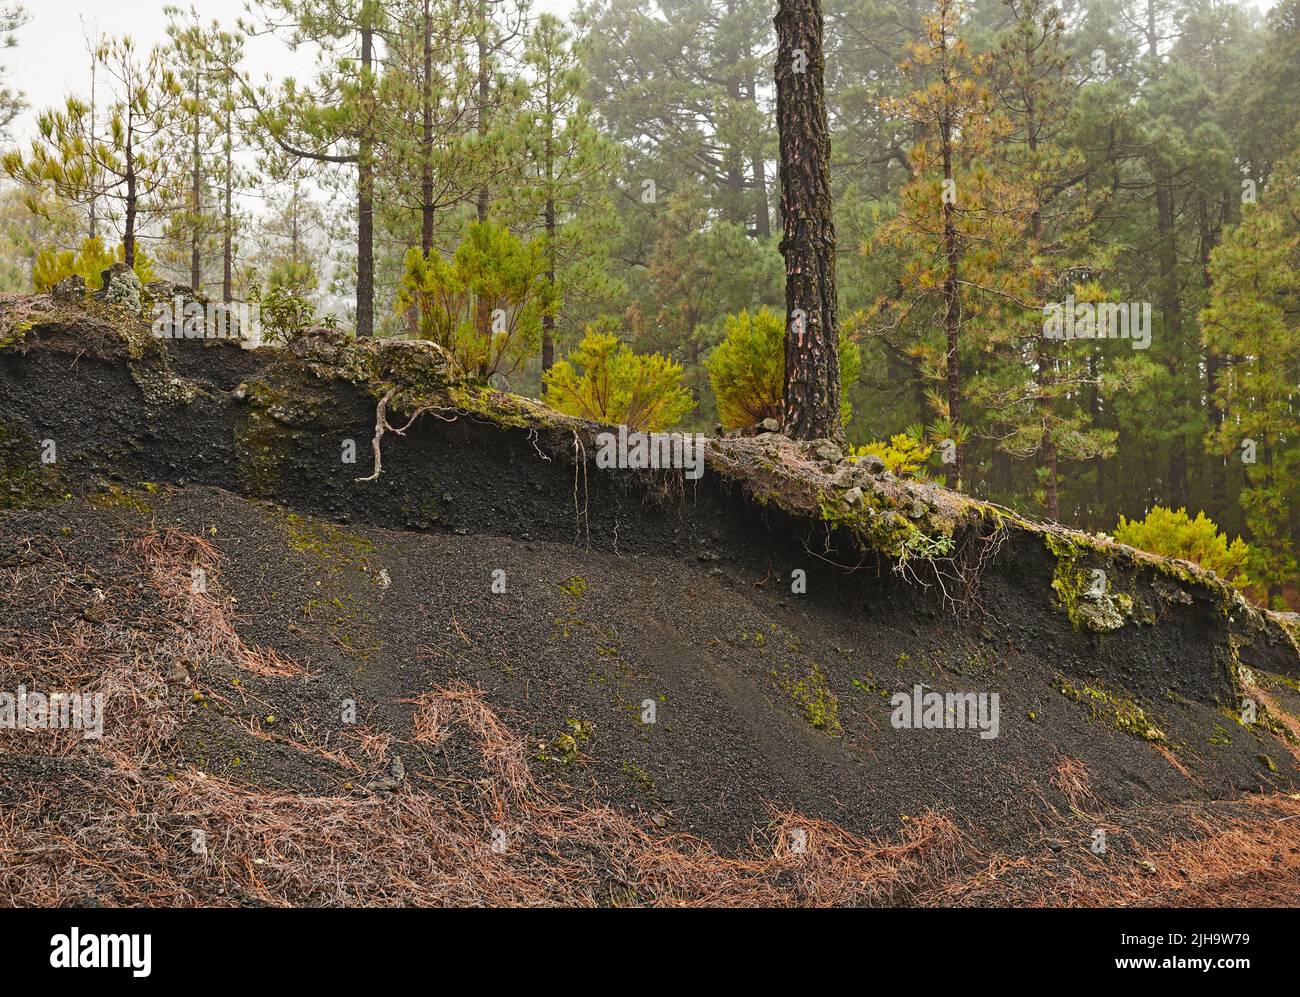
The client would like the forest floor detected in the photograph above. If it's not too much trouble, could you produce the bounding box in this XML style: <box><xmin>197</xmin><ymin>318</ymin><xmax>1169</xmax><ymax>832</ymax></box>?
<box><xmin>2</xmin><ymin>295</ymin><xmax>1300</xmax><ymax>906</ymax></box>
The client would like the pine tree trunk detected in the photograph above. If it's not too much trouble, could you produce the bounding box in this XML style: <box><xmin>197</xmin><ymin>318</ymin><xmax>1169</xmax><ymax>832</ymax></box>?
<box><xmin>191</xmin><ymin>96</ymin><xmax>202</xmax><ymax>293</ymax></box>
<box><xmin>746</xmin><ymin>62</ymin><xmax>771</xmax><ymax>239</ymax></box>
<box><xmin>940</xmin><ymin>138</ymin><xmax>962</xmax><ymax>488</ymax></box>
<box><xmin>473</xmin><ymin>0</ymin><xmax>491</xmax><ymax>343</ymax></box>
<box><xmin>223</xmin><ymin>104</ymin><xmax>233</xmax><ymax>304</ymax></box>
<box><xmin>421</xmin><ymin>0</ymin><xmax>435</xmax><ymax>255</ymax></box>
<box><xmin>753</xmin><ymin>149</ymin><xmax>771</xmax><ymax>239</ymax></box>
<box><xmin>124</xmin><ymin>123</ymin><xmax>137</xmax><ymax>268</ymax></box>
<box><xmin>89</xmin><ymin>59</ymin><xmax>98</xmax><ymax>241</ymax></box>
<box><xmin>476</xmin><ymin>0</ymin><xmax>490</xmax><ymax>224</ymax></box>
<box><xmin>1025</xmin><ymin>78</ymin><xmax>1054</xmax><ymax>518</ymax></box>
<box><xmin>774</xmin><ymin>0</ymin><xmax>841</xmax><ymax>443</ymax></box>
<box><xmin>356</xmin><ymin>21</ymin><xmax>376</xmax><ymax>337</ymax></box>
<box><xmin>543</xmin><ymin>194</ymin><xmax>556</xmax><ymax>371</ymax></box>
<box><xmin>541</xmin><ymin>72</ymin><xmax>556</xmax><ymax>373</ymax></box>
<box><xmin>1156</xmin><ymin>175</ymin><xmax>1188</xmax><ymax>506</ymax></box>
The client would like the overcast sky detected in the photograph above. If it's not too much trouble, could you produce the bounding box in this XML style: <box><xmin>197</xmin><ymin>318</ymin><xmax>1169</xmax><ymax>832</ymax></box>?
<box><xmin>3</xmin><ymin>0</ymin><xmax>575</xmax><ymax>145</ymax></box>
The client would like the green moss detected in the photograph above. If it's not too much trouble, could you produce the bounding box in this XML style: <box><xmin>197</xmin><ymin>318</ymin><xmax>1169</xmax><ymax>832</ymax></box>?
<box><xmin>551</xmin><ymin>578</ymin><xmax>593</xmax><ymax>638</ymax></box>
<box><xmin>235</xmin><ymin>410</ymin><xmax>294</xmax><ymax>497</ymax></box>
<box><xmin>0</xmin><ymin>314</ymin><xmax>35</xmax><ymax>350</ymax></box>
<box><xmin>0</xmin><ymin>421</ymin><xmax>62</xmax><ymax>509</ymax></box>
<box><xmin>622</xmin><ymin>760</ymin><xmax>655</xmax><ymax>793</ymax></box>
<box><xmin>783</xmin><ymin>662</ymin><xmax>841</xmax><ymax>734</ymax></box>
<box><xmin>558</xmin><ymin>575</ymin><xmax>588</xmax><ymax>598</ymax></box>
<box><xmin>128</xmin><ymin>356</ymin><xmax>199</xmax><ymax>407</ymax></box>
<box><xmin>1257</xmin><ymin>753</ymin><xmax>1278</xmax><ymax>773</ymax></box>
<box><xmin>283</xmin><ymin>511</ymin><xmax>377</xmax><ymax>567</ymax></box>
<box><xmin>1258</xmin><ymin>671</ymin><xmax>1300</xmax><ymax>695</ymax></box>
<box><xmin>817</xmin><ymin>491</ymin><xmax>927</xmax><ymax>558</ymax></box>
<box><xmin>1276</xmin><ymin>616</ymin><xmax>1300</xmax><ymax>659</ymax></box>
<box><xmin>1044</xmin><ymin>533</ymin><xmax>1138</xmax><ymax>632</ymax></box>
<box><xmin>87</xmin><ymin>483</ymin><xmax>153</xmax><ymax>514</ymax></box>
<box><xmin>1046</xmin><ymin>534</ymin><xmax>1088</xmax><ymax>625</ymax></box>
<box><xmin>444</xmin><ymin>381</ymin><xmax>578</xmax><ymax>433</ymax></box>
<box><xmin>852</xmin><ymin>673</ymin><xmax>892</xmax><ymax>699</ymax></box>
<box><xmin>537</xmin><ymin>718</ymin><xmax>593</xmax><ymax>765</ymax></box>
<box><xmin>234</xmin><ymin>375</ymin><xmax>342</xmax><ymax>498</ymax></box>
<box><xmin>952</xmin><ymin>647</ymin><xmax>1001</xmax><ymax>678</ymax></box>
<box><xmin>1057</xmin><ymin>676</ymin><xmax>1166</xmax><ymax>743</ymax></box>
<box><xmin>280</xmin><ymin>511</ymin><xmax>382</xmax><ymax>661</ymax></box>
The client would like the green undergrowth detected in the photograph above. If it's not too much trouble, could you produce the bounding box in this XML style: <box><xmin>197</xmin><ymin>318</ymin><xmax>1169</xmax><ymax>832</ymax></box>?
<box><xmin>783</xmin><ymin>661</ymin><xmax>841</xmax><ymax>734</ymax></box>
<box><xmin>537</xmin><ymin>718</ymin><xmax>593</xmax><ymax>765</ymax></box>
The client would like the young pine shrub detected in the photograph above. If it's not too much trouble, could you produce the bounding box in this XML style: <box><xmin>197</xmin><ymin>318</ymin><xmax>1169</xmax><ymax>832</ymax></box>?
<box><xmin>542</xmin><ymin>326</ymin><xmax>694</xmax><ymax>431</ymax></box>
<box><xmin>1113</xmin><ymin>506</ymin><xmax>1252</xmax><ymax>591</ymax></box>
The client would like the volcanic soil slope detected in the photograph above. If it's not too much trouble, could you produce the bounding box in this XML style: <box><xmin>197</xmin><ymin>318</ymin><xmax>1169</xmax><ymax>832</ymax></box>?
<box><xmin>2</xmin><ymin>290</ymin><xmax>1299</xmax><ymax>906</ymax></box>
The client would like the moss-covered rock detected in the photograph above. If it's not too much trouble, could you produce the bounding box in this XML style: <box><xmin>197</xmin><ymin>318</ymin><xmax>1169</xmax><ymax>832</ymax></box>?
<box><xmin>0</xmin><ymin>420</ymin><xmax>62</xmax><ymax>509</ymax></box>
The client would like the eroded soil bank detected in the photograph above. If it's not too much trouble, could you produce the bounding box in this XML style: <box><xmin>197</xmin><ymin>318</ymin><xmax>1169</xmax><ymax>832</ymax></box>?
<box><xmin>2</xmin><ymin>294</ymin><xmax>1299</xmax><ymax>906</ymax></box>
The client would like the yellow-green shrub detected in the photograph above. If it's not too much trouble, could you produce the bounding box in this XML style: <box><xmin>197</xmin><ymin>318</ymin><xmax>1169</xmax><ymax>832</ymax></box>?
<box><xmin>1113</xmin><ymin>506</ymin><xmax>1252</xmax><ymax>590</ymax></box>
<box><xmin>850</xmin><ymin>433</ymin><xmax>934</xmax><ymax>478</ymax></box>
<box><xmin>543</xmin><ymin>327</ymin><xmax>695</xmax><ymax>431</ymax></box>
<box><xmin>706</xmin><ymin>306</ymin><xmax>860</xmax><ymax>431</ymax></box>
<box><xmin>32</xmin><ymin>236</ymin><xmax>154</xmax><ymax>292</ymax></box>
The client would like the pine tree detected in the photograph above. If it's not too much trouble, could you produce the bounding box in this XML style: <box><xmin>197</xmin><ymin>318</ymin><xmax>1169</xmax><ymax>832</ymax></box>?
<box><xmin>578</xmin><ymin>0</ymin><xmax>775</xmax><ymax>236</ymax></box>
<box><xmin>247</xmin><ymin>0</ymin><xmax>385</xmax><ymax>335</ymax></box>
<box><xmin>375</xmin><ymin>0</ymin><xmax>480</xmax><ymax>256</ymax></box>
<box><xmin>2</xmin><ymin>36</ymin><xmax>183</xmax><ymax>267</ymax></box>
<box><xmin>863</xmin><ymin>0</ymin><xmax>1013</xmax><ymax>485</ymax></box>
<box><xmin>468</xmin><ymin>0</ymin><xmax>531</xmax><ymax>222</ymax></box>
<box><xmin>970</xmin><ymin>0</ymin><xmax>1151</xmax><ymax>520</ymax></box>
<box><xmin>1201</xmin><ymin>157</ymin><xmax>1300</xmax><ymax>606</ymax></box>
<box><xmin>520</xmin><ymin>13</ymin><xmax>620</xmax><ymax>371</ymax></box>
<box><xmin>163</xmin><ymin>6</ymin><xmax>238</xmax><ymax>294</ymax></box>
<box><xmin>0</xmin><ymin>3</ymin><xmax>28</xmax><ymax>138</ymax></box>
<box><xmin>396</xmin><ymin>219</ymin><xmax>554</xmax><ymax>381</ymax></box>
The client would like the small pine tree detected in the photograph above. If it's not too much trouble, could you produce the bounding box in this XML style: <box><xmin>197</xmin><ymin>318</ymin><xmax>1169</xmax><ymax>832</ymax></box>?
<box><xmin>518</xmin><ymin>12</ymin><xmax>620</xmax><ymax>371</ymax></box>
<box><xmin>1114</xmin><ymin>507</ymin><xmax>1252</xmax><ymax>592</ymax></box>
<box><xmin>1201</xmin><ymin>155</ymin><xmax>1300</xmax><ymax>606</ymax></box>
<box><xmin>32</xmin><ymin>235</ymin><xmax>154</xmax><ymax>291</ymax></box>
<box><xmin>2</xmin><ymin>36</ymin><xmax>182</xmax><ymax>267</ymax></box>
<box><xmin>397</xmin><ymin>220</ymin><xmax>554</xmax><ymax>382</ymax></box>
<box><xmin>543</xmin><ymin>326</ymin><xmax>695</xmax><ymax>431</ymax></box>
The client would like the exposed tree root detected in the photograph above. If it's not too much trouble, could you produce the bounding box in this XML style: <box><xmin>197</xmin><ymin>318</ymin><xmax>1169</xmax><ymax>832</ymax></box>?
<box><xmin>357</xmin><ymin>386</ymin><xmax>458</xmax><ymax>483</ymax></box>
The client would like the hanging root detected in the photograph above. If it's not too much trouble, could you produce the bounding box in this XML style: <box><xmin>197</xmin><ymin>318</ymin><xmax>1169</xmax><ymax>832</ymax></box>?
<box><xmin>572</xmin><ymin>430</ymin><xmax>590</xmax><ymax>548</ymax></box>
<box><xmin>357</xmin><ymin>386</ymin><xmax>459</xmax><ymax>483</ymax></box>
<box><xmin>892</xmin><ymin>520</ymin><xmax>1008</xmax><ymax>618</ymax></box>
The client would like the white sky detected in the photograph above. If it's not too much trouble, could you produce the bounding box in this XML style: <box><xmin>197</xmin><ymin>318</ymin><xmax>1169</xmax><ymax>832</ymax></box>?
<box><xmin>5</xmin><ymin>0</ymin><xmax>576</xmax><ymax>145</ymax></box>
